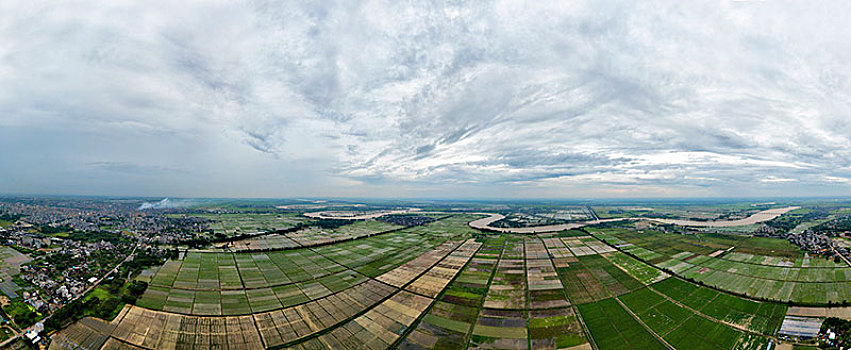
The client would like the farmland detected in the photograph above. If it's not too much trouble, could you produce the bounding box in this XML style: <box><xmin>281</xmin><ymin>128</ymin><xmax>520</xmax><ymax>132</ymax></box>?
<box><xmin>611</xmin><ymin>277</ymin><xmax>784</xmax><ymax>350</ymax></box>
<box><xmin>49</xmin><ymin>205</ymin><xmax>841</xmax><ymax>350</ymax></box>
<box><xmin>0</xmin><ymin>246</ymin><xmax>30</xmax><ymax>297</ymax></box>
<box><xmin>138</xmin><ymin>229</ymin><xmax>458</xmax><ymax>315</ymax></box>
<box><xmin>173</xmin><ymin>212</ymin><xmax>309</xmax><ymax>236</ymax></box>
<box><xmin>591</xmin><ymin>225</ymin><xmax>851</xmax><ymax>304</ymax></box>
<box><xmin>578</xmin><ymin>298</ymin><xmax>668</xmax><ymax>350</ymax></box>
<box><xmin>220</xmin><ymin>219</ymin><xmax>403</xmax><ymax>251</ymax></box>
<box><xmin>538</xmin><ymin>233</ymin><xmax>644</xmax><ymax>304</ymax></box>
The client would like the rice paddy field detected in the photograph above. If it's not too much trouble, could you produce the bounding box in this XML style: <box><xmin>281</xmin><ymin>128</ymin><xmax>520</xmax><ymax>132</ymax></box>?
<box><xmin>610</xmin><ymin>277</ymin><xmax>785</xmax><ymax>350</ymax></box>
<box><xmin>0</xmin><ymin>246</ymin><xmax>31</xmax><ymax>297</ymax></box>
<box><xmin>52</xmin><ymin>213</ymin><xmax>805</xmax><ymax>350</ymax></box>
<box><xmin>173</xmin><ymin>212</ymin><xmax>309</xmax><ymax>236</ymax></box>
<box><xmin>591</xmin><ymin>226</ymin><xmax>851</xmax><ymax>304</ymax></box>
<box><xmin>221</xmin><ymin>219</ymin><xmax>403</xmax><ymax>251</ymax></box>
<box><xmin>138</xmin><ymin>229</ymin><xmax>459</xmax><ymax>314</ymax></box>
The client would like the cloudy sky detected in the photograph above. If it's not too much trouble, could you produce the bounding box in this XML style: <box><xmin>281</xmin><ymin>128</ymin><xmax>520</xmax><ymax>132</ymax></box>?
<box><xmin>2</xmin><ymin>1</ymin><xmax>851</xmax><ymax>198</ymax></box>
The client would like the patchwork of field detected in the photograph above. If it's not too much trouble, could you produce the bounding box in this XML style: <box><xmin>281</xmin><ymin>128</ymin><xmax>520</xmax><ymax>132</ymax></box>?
<box><xmin>49</xmin><ymin>317</ymin><xmax>115</xmax><ymax>350</ymax></box>
<box><xmin>786</xmin><ymin>305</ymin><xmax>851</xmax><ymax>318</ymax></box>
<box><xmin>218</xmin><ymin>233</ymin><xmax>301</xmax><ymax>250</ymax></box>
<box><xmin>604</xmin><ymin>251</ymin><xmax>669</xmax><ymax>285</ymax></box>
<box><xmin>482</xmin><ymin>237</ymin><xmax>527</xmax><ymax>309</ymax></box>
<box><xmin>138</xmin><ymin>232</ymin><xmax>457</xmax><ymax>315</ymax></box>
<box><xmin>176</xmin><ymin>213</ymin><xmax>308</xmax><ymax>236</ymax></box>
<box><xmin>287</xmin><ymin>220</ymin><xmax>403</xmax><ymax>246</ymax></box>
<box><xmin>221</xmin><ymin>219</ymin><xmax>403</xmax><ymax>250</ymax></box>
<box><xmin>57</xmin><ymin>237</ymin><xmax>481</xmax><ymax>350</ymax></box>
<box><xmin>592</xmin><ymin>226</ymin><xmax>851</xmax><ymax>304</ymax></box>
<box><xmin>647</xmin><ymin>278</ymin><xmax>787</xmax><ymax>335</ymax></box>
<box><xmin>577</xmin><ymin>298</ymin><xmax>668</xmax><ymax>350</ymax></box>
<box><xmin>290</xmin><ymin>240</ymin><xmax>483</xmax><ymax>349</ymax></box>
<box><xmin>540</xmin><ymin>234</ymin><xmax>644</xmax><ymax>305</ymax></box>
<box><xmin>400</xmin><ymin>236</ymin><xmax>588</xmax><ymax>350</ymax></box>
<box><xmin>55</xmin><ymin>213</ymin><xmax>819</xmax><ymax>350</ymax></box>
<box><xmin>577</xmin><ymin>278</ymin><xmax>785</xmax><ymax>350</ymax></box>
<box><xmin>525</xmin><ymin>239</ymin><xmax>570</xmax><ymax>309</ymax></box>
<box><xmin>0</xmin><ymin>246</ymin><xmax>31</xmax><ymax>297</ymax></box>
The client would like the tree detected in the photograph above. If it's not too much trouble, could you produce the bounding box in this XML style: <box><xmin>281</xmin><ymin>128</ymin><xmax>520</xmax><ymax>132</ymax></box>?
<box><xmin>96</xmin><ymin>298</ymin><xmax>121</xmax><ymax>319</ymax></box>
<box><xmin>127</xmin><ymin>280</ymin><xmax>148</xmax><ymax>296</ymax></box>
<box><xmin>107</xmin><ymin>277</ymin><xmax>125</xmax><ymax>293</ymax></box>
<box><xmin>14</xmin><ymin>309</ymin><xmax>36</xmax><ymax>328</ymax></box>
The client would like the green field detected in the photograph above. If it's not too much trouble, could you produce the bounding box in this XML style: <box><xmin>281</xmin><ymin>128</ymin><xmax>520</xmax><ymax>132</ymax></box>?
<box><xmin>591</xmin><ymin>225</ymin><xmax>851</xmax><ymax>304</ymax></box>
<box><xmin>649</xmin><ymin>278</ymin><xmax>786</xmax><ymax>335</ymax></box>
<box><xmin>59</xmin><ymin>208</ymin><xmax>834</xmax><ymax>350</ymax></box>
<box><xmin>557</xmin><ymin>254</ymin><xmax>644</xmax><ymax>304</ymax></box>
<box><xmin>605</xmin><ymin>250</ymin><xmax>667</xmax><ymax>284</ymax></box>
<box><xmin>399</xmin><ymin>235</ymin><xmax>589</xmax><ymax>350</ymax></box>
<box><xmin>577</xmin><ymin>298</ymin><xmax>668</xmax><ymax>350</ymax></box>
<box><xmin>138</xmin><ymin>222</ymin><xmax>460</xmax><ymax>315</ymax></box>
<box><xmin>172</xmin><ymin>212</ymin><xmax>308</xmax><ymax>236</ymax></box>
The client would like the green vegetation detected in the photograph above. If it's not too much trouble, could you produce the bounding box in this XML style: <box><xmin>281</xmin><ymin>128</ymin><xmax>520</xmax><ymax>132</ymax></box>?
<box><xmin>82</xmin><ymin>286</ymin><xmax>124</xmax><ymax>320</ymax></box>
<box><xmin>38</xmin><ymin>224</ymin><xmax>74</xmax><ymax>235</ymax></box>
<box><xmin>557</xmin><ymin>254</ymin><xmax>643</xmax><ymax>304</ymax></box>
<box><xmin>605</xmin><ymin>251</ymin><xmax>666</xmax><ymax>284</ymax></box>
<box><xmin>67</xmin><ymin>230</ymin><xmax>131</xmax><ymax>244</ymax></box>
<box><xmin>0</xmin><ymin>327</ymin><xmax>13</xmax><ymax>341</ymax></box>
<box><xmin>577</xmin><ymin>298</ymin><xmax>667</xmax><ymax>350</ymax></box>
<box><xmin>592</xmin><ymin>225</ymin><xmax>851</xmax><ymax>304</ymax></box>
<box><xmin>556</xmin><ymin>229</ymin><xmax>589</xmax><ymax>237</ymax></box>
<box><xmin>76</xmin><ymin>276</ymin><xmax>148</xmax><ymax>322</ymax></box>
<box><xmin>821</xmin><ymin>317</ymin><xmax>851</xmax><ymax>349</ymax></box>
<box><xmin>4</xmin><ymin>299</ymin><xmax>40</xmax><ymax>328</ymax></box>
<box><xmin>171</xmin><ymin>212</ymin><xmax>307</xmax><ymax>236</ymax></box>
<box><xmin>766</xmin><ymin>208</ymin><xmax>829</xmax><ymax>233</ymax></box>
<box><xmin>650</xmin><ymin>278</ymin><xmax>786</xmax><ymax>334</ymax></box>
<box><xmin>49</xmin><ymin>202</ymin><xmax>851</xmax><ymax>350</ymax></box>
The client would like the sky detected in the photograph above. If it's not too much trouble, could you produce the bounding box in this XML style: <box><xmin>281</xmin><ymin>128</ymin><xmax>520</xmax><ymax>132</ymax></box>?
<box><xmin>2</xmin><ymin>1</ymin><xmax>851</xmax><ymax>199</ymax></box>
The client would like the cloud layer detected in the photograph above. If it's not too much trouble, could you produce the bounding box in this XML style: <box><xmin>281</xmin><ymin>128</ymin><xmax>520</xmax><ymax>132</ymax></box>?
<box><xmin>2</xmin><ymin>1</ymin><xmax>851</xmax><ymax>198</ymax></box>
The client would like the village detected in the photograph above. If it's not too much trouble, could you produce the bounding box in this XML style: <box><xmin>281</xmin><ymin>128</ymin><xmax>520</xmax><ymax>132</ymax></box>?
<box><xmin>757</xmin><ymin>223</ymin><xmax>851</xmax><ymax>263</ymax></box>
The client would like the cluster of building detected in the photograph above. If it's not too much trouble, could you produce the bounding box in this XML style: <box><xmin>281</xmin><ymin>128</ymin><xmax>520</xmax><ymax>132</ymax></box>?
<box><xmin>0</xmin><ymin>230</ymin><xmax>52</xmax><ymax>250</ymax></box>
<box><xmin>812</xmin><ymin>317</ymin><xmax>851</xmax><ymax>349</ymax></box>
<box><xmin>0</xmin><ymin>201</ymin><xmax>119</xmax><ymax>232</ymax></box>
<box><xmin>757</xmin><ymin>224</ymin><xmax>851</xmax><ymax>260</ymax></box>
<box><xmin>788</xmin><ymin>231</ymin><xmax>849</xmax><ymax>257</ymax></box>
<box><xmin>0</xmin><ymin>199</ymin><xmax>211</xmax><ymax>240</ymax></box>
<box><xmin>18</xmin><ymin>239</ymin><xmax>128</xmax><ymax>314</ymax></box>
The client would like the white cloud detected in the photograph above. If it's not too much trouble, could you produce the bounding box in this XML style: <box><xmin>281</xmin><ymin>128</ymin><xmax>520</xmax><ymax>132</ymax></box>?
<box><xmin>761</xmin><ymin>176</ymin><xmax>797</xmax><ymax>184</ymax></box>
<box><xmin>824</xmin><ymin>176</ymin><xmax>851</xmax><ymax>185</ymax></box>
<box><xmin>2</xmin><ymin>1</ymin><xmax>851</xmax><ymax>197</ymax></box>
